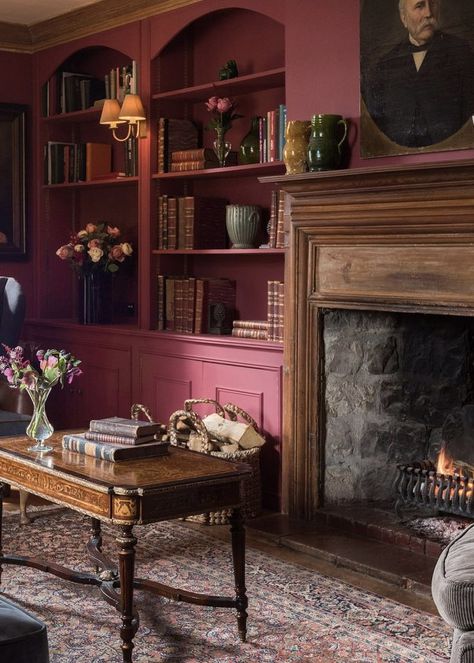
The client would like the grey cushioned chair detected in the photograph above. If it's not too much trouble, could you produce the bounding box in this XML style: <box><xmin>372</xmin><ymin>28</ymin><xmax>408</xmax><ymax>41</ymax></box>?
<box><xmin>0</xmin><ymin>595</ymin><xmax>49</xmax><ymax>663</ymax></box>
<box><xmin>0</xmin><ymin>277</ymin><xmax>31</xmax><ymax>436</ymax></box>
<box><xmin>432</xmin><ymin>524</ymin><xmax>474</xmax><ymax>663</ymax></box>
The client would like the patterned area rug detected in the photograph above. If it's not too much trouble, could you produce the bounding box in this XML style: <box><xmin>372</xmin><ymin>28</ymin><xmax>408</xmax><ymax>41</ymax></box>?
<box><xmin>1</xmin><ymin>509</ymin><xmax>451</xmax><ymax>662</ymax></box>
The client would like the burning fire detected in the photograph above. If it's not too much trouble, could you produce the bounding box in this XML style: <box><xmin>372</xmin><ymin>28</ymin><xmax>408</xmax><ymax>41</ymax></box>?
<box><xmin>436</xmin><ymin>447</ymin><xmax>455</xmax><ymax>475</ymax></box>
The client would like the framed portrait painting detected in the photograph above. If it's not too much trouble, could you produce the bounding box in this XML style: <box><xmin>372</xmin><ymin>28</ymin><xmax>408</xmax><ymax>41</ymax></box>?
<box><xmin>0</xmin><ymin>103</ymin><xmax>26</xmax><ymax>258</ymax></box>
<box><xmin>360</xmin><ymin>0</ymin><xmax>474</xmax><ymax>158</ymax></box>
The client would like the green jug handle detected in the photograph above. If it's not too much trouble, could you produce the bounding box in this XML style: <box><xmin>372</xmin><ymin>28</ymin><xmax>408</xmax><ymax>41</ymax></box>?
<box><xmin>337</xmin><ymin>119</ymin><xmax>348</xmax><ymax>151</ymax></box>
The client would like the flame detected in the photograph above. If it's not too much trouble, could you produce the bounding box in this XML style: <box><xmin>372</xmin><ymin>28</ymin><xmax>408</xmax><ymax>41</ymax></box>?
<box><xmin>436</xmin><ymin>447</ymin><xmax>455</xmax><ymax>475</ymax></box>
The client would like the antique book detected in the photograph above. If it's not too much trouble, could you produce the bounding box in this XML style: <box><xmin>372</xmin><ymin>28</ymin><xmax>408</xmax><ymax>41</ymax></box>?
<box><xmin>85</xmin><ymin>142</ymin><xmax>112</xmax><ymax>181</ymax></box>
<box><xmin>231</xmin><ymin>328</ymin><xmax>268</xmax><ymax>340</ymax></box>
<box><xmin>89</xmin><ymin>416</ymin><xmax>162</xmax><ymax>437</ymax></box>
<box><xmin>157</xmin><ymin>274</ymin><xmax>165</xmax><ymax>330</ymax></box>
<box><xmin>62</xmin><ymin>433</ymin><xmax>169</xmax><ymax>462</ymax></box>
<box><xmin>170</xmin><ymin>160</ymin><xmax>219</xmax><ymax>172</ymax></box>
<box><xmin>275</xmin><ymin>190</ymin><xmax>286</xmax><ymax>249</ymax></box>
<box><xmin>171</xmin><ymin>147</ymin><xmax>217</xmax><ymax>162</ymax></box>
<box><xmin>157</xmin><ymin>118</ymin><xmax>199</xmax><ymax>173</ymax></box>
<box><xmin>183</xmin><ymin>196</ymin><xmax>228</xmax><ymax>249</ymax></box>
<box><xmin>233</xmin><ymin>320</ymin><xmax>269</xmax><ymax>330</ymax></box>
<box><xmin>84</xmin><ymin>430</ymin><xmax>159</xmax><ymax>446</ymax></box>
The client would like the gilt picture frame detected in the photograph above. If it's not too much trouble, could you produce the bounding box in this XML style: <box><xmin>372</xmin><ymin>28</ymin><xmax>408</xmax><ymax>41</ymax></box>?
<box><xmin>0</xmin><ymin>103</ymin><xmax>26</xmax><ymax>258</ymax></box>
<box><xmin>360</xmin><ymin>0</ymin><xmax>474</xmax><ymax>158</ymax></box>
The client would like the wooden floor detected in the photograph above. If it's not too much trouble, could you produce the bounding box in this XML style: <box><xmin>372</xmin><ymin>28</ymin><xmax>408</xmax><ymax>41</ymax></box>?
<box><xmin>3</xmin><ymin>490</ymin><xmax>438</xmax><ymax>616</ymax></box>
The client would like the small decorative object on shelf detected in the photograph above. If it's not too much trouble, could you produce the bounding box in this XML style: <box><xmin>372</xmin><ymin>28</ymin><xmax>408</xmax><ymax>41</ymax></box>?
<box><xmin>0</xmin><ymin>345</ymin><xmax>82</xmax><ymax>453</ymax></box>
<box><xmin>307</xmin><ymin>113</ymin><xmax>348</xmax><ymax>172</ymax></box>
<box><xmin>282</xmin><ymin>119</ymin><xmax>311</xmax><ymax>174</ymax></box>
<box><xmin>55</xmin><ymin>222</ymin><xmax>133</xmax><ymax>324</ymax></box>
<box><xmin>239</xmin><ymin>116</ymin><xmax>260</xmax><ymax>165</ymax></box>
<box><xmin>218</xmin><ymin>59</ymin><xmax>239</xmax><ymax>80</ymax></box>
<box><xmin>226</xmin><ymin>204</ymin><xmax>262</xmax><ymax>248</ymax></box>
<box><xmin>205</xmin><ymin>96</ymin><xmax>242</xmax><ymax>167</ymax></box>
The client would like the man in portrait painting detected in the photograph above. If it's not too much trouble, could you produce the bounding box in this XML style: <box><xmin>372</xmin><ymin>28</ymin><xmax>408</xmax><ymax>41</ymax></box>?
<box><xmin>362</xmin><ymin>0</ymin><xmax>474</xmax><ymax>149</ymax></box>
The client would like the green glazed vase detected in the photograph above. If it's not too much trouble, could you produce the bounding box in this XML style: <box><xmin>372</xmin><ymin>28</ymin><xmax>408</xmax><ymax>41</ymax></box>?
<box><xmin>239</xmin><ymin>116</ymin><xmax>260</xmax><ymax>165</ymax></box>
<box><xmin>307</xmin><ymin>114</ymin><xmax>348</xmax><ymax>172</ymax></box>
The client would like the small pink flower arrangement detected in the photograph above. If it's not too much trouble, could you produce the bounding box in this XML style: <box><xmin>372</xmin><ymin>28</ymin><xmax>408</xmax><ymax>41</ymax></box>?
<box><xmin>205</xmin><ymin>96</ymin><xmax>242</xmax><ymax>133</ymax></box>
<box><xmin>56</xmin><ymin>222</ymin><xmax>132</xmax><ymax>274</ymax></box>
<box><xmin>0</xmin><ymin>345</ymin><xmax>82</xmax><ymax>391</ymax></box>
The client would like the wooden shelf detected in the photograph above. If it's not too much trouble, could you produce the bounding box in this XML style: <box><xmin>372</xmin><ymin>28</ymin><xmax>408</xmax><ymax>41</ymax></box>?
<box><xmin>43</xmin><ymin>176</ymin><xmax>138</xmax><ymax>190</ymax></box>
<box><xmin>153</xmin><ymin>162</ymin><xmax>285</xmax><ymax>180</ymax></box>
<box><xmin>152</xmin><ymin>67</ymin><xmax>285</xmax><ymax>103</ymax></box>
<box><xmin>152</xmin><ymin>248</ymin><xmax>285</xmax><ymax>255</ymax></box>
<box><xmin>42</xmin><ymin>107</ymin><xmax>102</xmax><ymax>123</ymax></box>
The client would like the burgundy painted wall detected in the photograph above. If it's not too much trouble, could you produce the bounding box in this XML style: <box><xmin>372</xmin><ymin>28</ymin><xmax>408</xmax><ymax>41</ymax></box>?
<box><xmin>285</xmin><ymin>0</ymin><xmax>474</xmax><ymax>168</ymax></box>
<box><xmin>0</xmin><ymin>51</ymin><xmax>34</xmax><ymax>315</ymax></box>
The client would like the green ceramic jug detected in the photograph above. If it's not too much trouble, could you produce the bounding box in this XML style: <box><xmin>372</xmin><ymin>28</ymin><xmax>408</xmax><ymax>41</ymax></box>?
<box><xmin>239</xmin><ymin>116</ymin><xmax>260</xmax><ymax>165</ymax></box>
<box><xmin>307</xmin><ymin>114</ymin><xmax>348</xmax><ymax>172</ymax></box>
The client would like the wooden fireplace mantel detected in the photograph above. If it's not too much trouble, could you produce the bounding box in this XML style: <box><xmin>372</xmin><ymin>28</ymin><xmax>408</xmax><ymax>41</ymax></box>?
<box><xmin>262</xmin><ymin>158</ymin><xmax>474</xmax><ymax>519</ymax></box>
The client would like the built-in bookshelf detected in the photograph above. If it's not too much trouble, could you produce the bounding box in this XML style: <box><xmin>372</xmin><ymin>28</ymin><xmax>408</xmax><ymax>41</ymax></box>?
<box><xmin>150</xmin><ymin>8</ymin><xmax>286</xmax><ymax>342</ymax></box>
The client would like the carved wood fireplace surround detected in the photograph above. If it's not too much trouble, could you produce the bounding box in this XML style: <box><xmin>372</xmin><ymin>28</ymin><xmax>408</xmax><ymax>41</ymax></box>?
<box><xmin>267</xmin><ymin>160</ymin><xmax>474</xmax><ymax>521</ymax></box>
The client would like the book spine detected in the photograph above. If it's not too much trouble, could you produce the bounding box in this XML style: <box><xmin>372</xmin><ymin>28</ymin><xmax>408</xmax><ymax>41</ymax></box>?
<box><xmin>89</xmin><ymin>420</ymin><xmax>153</xmax><ymax>437</ymax></box>
<box><xmin>194</xmin><ymin>278</ymin><xmax>205</xmax><ymax>334</ymax></box>
<box><xmin>233</xmin><ymin>320</ymin><xmax>269</xmax><ymax>330</ymax></box>
<box><xmin>268</xmin><ymin>108</ymin><xmax>278</xmax><ymax>162</ymax></box>
<box><xmin>63</xmin><ymin>435</ymin><xmax>118</xmax><ymax>461</ymax></box>
<box><xmin>84</xmin><ymin>431</ymin><xmax>141</xmax><ymax>446</ymax></box>
<box><xmin>277</xmin><ymin>280</ymin><xmax>285</xmax><ymax>342</ymax></box>
<box><xmin>157</xmin><ymin>118</ymin><xmax>166</xmax><ymax>173</ymax></box>
<box><xmin>167</xmin><ymin>197</ymin><xmax>177</xmax><ymax>250</ymax></box>
<box><xmin>186</xmin><ymin>277</ymin><xmax>196</xmax><ymax>334</ymax></box>
<box><xmin>157</xmin><ymin>274</ymin><xmax>165</xmax><ymax>331</ymax></box>
<box><xmin>165</xmin><ymin>277</ymin><xmax>175</xmax><ymax>331</ymax></box>
<box><xmin>183</xmin><ymin>196</ymin><xmax>195</xmax><ymax>250</ymax></box>
<box><xmin>278</xmin><ymin>104</ymin><xmax>287</xmax><ymax>160</ymax></box>
<box><xmin>275</xmin><ymin>190</ymin><xmax>286</xmax><ymax>249</ymax></box>
<box><xmin>171</xmin><ymin>148</ymin><xmax>216</xmax><ymax>162</ymax></box>
<box><xmin>267</xmin><ymin>280</ymin><xmax>277</xmax><ymax>341</ymax></box>
<box><xmin>268</xmin><ymin>189</ymin><xmax>278</xmax><ymax>248</ymax></box>
<box><xmin>170</xmin><ymin>160</ymin><xmax>218</xmax><ymax>172</ymax></box>
<box><xmin>232</xmin><ymin>328</ymin><xmax>268</xmax><ymax>340</ymax></box>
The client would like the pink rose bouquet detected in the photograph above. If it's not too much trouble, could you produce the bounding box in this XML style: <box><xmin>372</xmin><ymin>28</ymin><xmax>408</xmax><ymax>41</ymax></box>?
<box><xmin>205</xmin><ymin>96</ymin><xmax>242</xmax><ymax>133</ymax></box>
<box><xmin>56</xmin><ymin>222</ymin><xmax>133</xmax><ymax>274</ymax></box>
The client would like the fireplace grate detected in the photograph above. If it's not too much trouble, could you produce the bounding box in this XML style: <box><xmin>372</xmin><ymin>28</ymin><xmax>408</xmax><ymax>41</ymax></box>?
<box><xmin>394</xmin><ymin>462</ymin><xmax>474</xmax><ymax>519</ymax></box>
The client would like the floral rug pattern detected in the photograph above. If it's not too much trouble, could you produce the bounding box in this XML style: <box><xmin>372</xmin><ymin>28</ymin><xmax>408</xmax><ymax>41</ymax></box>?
<box><xmin>0</xmin><ymin>509</ymin><xmax>451</xmax><ymax>662</ymax></box>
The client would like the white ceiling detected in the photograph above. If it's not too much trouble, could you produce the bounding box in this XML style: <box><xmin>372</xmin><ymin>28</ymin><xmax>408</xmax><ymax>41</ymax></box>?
<box><xmin>0</xmin><ymin>0</ymin><xmax>103</xmax><ymax>26</ymax></box>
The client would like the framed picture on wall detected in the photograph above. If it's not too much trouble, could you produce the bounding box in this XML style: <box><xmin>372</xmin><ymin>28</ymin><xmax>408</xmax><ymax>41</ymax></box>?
<box><xmin>0</xmin><ymin>103</ymin><xmax>26</xmax><ymax>257</ymax></box>
<box><xmin>360</xmin><ymin>0</ymin><xmax>474</xmax><ymax>158</ymax></box>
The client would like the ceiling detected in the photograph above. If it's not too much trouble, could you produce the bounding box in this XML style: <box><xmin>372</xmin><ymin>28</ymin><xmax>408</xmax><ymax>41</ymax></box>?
<box><xmin>0</xmin><ymin>0</ymin><xmax>103</xmax><ymax>26</ymax></box>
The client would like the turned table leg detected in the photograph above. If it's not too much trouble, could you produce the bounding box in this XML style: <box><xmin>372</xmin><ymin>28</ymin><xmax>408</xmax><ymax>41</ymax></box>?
<box><xmin>90</xmin><ymin>517</ymin><xmax>102</xmax><ymax>573</ymax></box>
<box><xmin>229</xmin><ymin>507</ymin><xmax>248</xmax><ymax>642</ymax></box>
<box><xmin>19</xmin><ymin>490</ymin><xmax>30</xmax><ymax>525</ymax></box>
<box><xmin>117</xmin><ymin>525</ymin><xmax>137</xmax><ymax>663</ymax></box>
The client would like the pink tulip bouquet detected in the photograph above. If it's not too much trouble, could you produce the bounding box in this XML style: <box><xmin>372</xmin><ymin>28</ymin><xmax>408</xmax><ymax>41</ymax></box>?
<box><xmin>205</xmin><ymin>96</ymin><xmax>242</xmax><ymax>134</ymax></box>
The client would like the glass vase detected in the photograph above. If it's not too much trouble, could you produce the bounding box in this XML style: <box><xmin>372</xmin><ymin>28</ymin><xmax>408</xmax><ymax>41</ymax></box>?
<box><xmin>213</xmin><ymin>127</ymin><xmax>231</xmax><ymax>167</ymax></box>
<box><xmin>26</xmin><ymin>387</ymin><xmax>54</xmax><ymax>453</ymax></box>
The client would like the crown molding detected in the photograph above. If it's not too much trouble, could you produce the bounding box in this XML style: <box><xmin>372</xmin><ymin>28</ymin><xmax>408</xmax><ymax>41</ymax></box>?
<box><xmin>0</xmin><ymin>0</ymin><xmax>203</xmax><ymax>53</ymax></box>
<box><xmin>0</xmin><ymin>21</ymin><xmax>33</xmax><ymax>53</ymax></box>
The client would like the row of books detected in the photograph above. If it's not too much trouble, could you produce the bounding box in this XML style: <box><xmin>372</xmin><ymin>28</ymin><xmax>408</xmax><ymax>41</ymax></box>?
<box><xmin>41</xmin><ymin>62</ymin><xmax>138</xmax><ymax>117</ymax></box>
<box><xmin>258</xmin><ymin>104</ymin><xmax>287</xmax><ymax>163</ymax></box>
<box><xmin>231</xmin><ymin>280</ymin><xmax>284</xmax><ymax>342</ymax></box>
<box><xmin>62</xmin><ymin>416</ymin><xmax>169</xmax><ymax>462</ymax></box>
<box><xmin>157</xmin><ymin>275</ymin><xmax>236</xmax><ymax>334</ymax></box>
<box><xmin>157</xmin><ymin>195</ymin><xmax>227</xmax><ymax>250</ymax></box>
<box><xmin>44</xmin><ymin>141</ymin><xmax>111</xmax><ymax>184</ymax></box>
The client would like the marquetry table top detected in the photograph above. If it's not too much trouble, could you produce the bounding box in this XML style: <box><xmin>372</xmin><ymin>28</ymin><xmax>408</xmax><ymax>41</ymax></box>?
<box><xmin>0</xmin><ymin>431</ymin><xmax>250</xmax><ymax>524</ymax></box>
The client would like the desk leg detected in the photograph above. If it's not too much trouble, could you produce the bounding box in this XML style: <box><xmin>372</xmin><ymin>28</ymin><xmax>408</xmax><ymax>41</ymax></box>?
<box><xmin>19</xmin><ymin>490</ymin><xmax>30</xmax><ymax>525</ymax></box>
<box><xmin>229</xmin><ymin>508</ymin><xmax>248</xmax><ymax>642</ymax></box>
<box><xmin>91</xmin><ymin>518</ymin><xmax>102</xmax><ymax>573</ymax></box>
<box><xmin>117</xmin><ymin>525</ymin><xmax>137</xmax><ymax>663</ymax></box>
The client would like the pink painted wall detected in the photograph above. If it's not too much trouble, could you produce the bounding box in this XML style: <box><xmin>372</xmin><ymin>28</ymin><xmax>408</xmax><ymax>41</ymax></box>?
<box><xmin>0</xmin><ymin>51</ymin><xmax>34</xmax><ymax>316</ymax></box>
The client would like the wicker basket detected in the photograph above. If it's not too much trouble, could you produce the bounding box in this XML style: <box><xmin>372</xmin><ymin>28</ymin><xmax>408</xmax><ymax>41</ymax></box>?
<box><xmin>168</xmin><ymin>398</ymin><xmax>263</xmax><ymax>525</ymax></box>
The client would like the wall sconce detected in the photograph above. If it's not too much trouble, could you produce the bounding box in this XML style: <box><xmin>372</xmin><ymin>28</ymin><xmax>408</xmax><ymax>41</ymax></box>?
<box><xmin>99</xmin><ymin>93</ymin><xmax>146</xmax><ymax>141</ymax></box>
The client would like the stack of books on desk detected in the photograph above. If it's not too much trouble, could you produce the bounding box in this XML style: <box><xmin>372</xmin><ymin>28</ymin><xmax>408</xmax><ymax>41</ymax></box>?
<box><xmin>62</xmin><ymin>417</ymin><xmax>169</xmax><ymax>462</ymax></box>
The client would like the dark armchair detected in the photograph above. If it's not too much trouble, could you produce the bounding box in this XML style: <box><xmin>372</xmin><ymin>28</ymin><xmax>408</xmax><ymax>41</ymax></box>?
<box><xmin>0</xmin><ymin>277</ymin><xmax>31</xmax><ymax>437</ymax></box>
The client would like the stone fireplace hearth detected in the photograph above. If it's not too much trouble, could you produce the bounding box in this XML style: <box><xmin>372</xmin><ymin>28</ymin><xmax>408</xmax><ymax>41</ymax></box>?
<box><xmin>265</xmin><ymin>159</ymin><xmax>474</xmax><ymax>520</ymax></box>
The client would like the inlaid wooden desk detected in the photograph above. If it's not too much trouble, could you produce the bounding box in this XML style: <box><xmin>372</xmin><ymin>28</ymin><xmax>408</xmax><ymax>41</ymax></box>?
<box><xmin>0</xmin><ymin>432</ymin><xmax>250</xmax><ymax>663</ymax></box>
